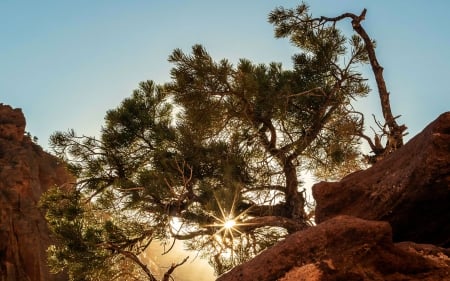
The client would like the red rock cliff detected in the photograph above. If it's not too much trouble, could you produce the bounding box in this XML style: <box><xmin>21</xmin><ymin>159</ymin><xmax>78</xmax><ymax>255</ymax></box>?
<box><xmin>0</xmin><ymin>104</ymin><xmax>73</xmax><ymax>281</ymax></box>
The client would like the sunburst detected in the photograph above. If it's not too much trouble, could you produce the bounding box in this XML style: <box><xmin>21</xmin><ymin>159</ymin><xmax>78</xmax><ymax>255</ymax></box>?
<box><xmin>204</xmin><ymin>191</ymin><xmax>254</xmax><ymax>241</ymax></box>
<box><xmin>223</xmin><ymin>219</ymin><xmax>236</xmax><ymax>229</ymax></box>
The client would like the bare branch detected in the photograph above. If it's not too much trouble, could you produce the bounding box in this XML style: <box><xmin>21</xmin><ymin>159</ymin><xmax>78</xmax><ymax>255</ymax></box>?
<box><xmin>162</xmin><ymin>256</ymin><xmax>189</xmax><ymax>281</ymax></box>
<box><xmin>102</xmin><ymin>242</ymin><xmax>158</xmax><ymax>281</ymax></box>
<box><xmin>284</xmin><ymin>87</ymin><xmax>326</xmax><ymax>98</ymax></box>
<box><xmin>161</xmin><ymin>237</ymin><xmax>177</xmax><ymax>255</ymax></box>
<box><xmin>169</xmin><ymin>227</ymin><xmax>212</xmax><ymax>240</ymax></box>
<box><xmin>299</xmin><ymin>7</ymin><xmax>407</xmax><ymax>157</ymax></box>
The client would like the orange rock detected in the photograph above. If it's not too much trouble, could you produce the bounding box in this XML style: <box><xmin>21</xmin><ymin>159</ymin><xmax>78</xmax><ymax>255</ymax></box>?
<box><xmin>0</xmin><ymin>104</ymin><xmax>73</xmax><ymax>281</ymax></box>
<box><xmin>313</xmin><ymin>112</ymin><xmax>450</xmax><ymax>247</ymax></box>
<box><xmin>216</xmin><ymin>216</ymin><xmax>450</xmax><ymax>281</ymax></box>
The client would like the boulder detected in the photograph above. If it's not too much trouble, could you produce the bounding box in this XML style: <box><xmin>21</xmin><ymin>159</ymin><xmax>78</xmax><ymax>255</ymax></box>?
<box><xmin>216</xmin><ymin>215</ymin><xmax>450</xmax><ymax>281</ymax></box>
<box><xmin>313</xmin><ymin>112</ymin><xmax>450</xmax><ymax>247</ymax></box>
<box><xmin>0</xmin><ymin>104</ymin><xmax>73</xmax><ymax>281</ymax></box>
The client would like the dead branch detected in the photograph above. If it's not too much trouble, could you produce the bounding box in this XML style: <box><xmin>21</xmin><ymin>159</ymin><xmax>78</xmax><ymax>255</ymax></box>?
<box><xmin>162</xmin><ymin>256</ymin><xmax>189</xmax><ymax>281</ymax></box>
<box><xmin>308</xmin><ymin>8</ymin><xmax>408</xmax><ymax>158</ymax></box>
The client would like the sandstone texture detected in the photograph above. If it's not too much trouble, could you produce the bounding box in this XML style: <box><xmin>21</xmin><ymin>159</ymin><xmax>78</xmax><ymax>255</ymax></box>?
<box><xmin>217</xmin><ymin>216</ymin><xmax>450</xmax><ymax>281</ymax></box>
<box><xmin>0</xmin><ymin>104</ymin><xmax>73</xmax><ymax>281</ymax></box>
<box><xmin>0</xmin><ymin>105</ymin><xmax>25</xmax><ymax>142</ymax></box>
<box><xmin>313</xmin><ymin>112</ymin><xmax>450</xmax><ymax>246</ymax></box>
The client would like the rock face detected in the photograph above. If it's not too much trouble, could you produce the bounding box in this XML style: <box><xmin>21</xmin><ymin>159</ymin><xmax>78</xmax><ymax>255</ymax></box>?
<box><xmin>0</xmin><ymin>105</ymin><xmax>26</xmax><ymax>142</ymax></box>
<box><xmin>216</xmin><ymin>216</ymin><xmax>450</xmax><ymax>281</ymax></box>
<box><xmin>313</xmin><ymin>112</ymin><xmax>450</xmax><ymax>247</ymax></box>
<box><xmin>217</xmin><ymin>112</ymin><xmax>450</xmax><ymax>281</ymax></box>
<box><xmin>0</xmin><ymin>104</ymin><xmax>73</xmax><ymax>281</ymax></box>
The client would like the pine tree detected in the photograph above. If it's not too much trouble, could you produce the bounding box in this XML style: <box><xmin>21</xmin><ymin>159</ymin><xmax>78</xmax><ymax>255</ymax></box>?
<box><xmin>42</xmin><ymin>3</ymin><xmax>404</xmax><ymax>279</ymax></box>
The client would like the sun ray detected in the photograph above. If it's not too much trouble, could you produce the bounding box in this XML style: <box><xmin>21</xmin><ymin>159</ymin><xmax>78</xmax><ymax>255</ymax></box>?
<box><xmin>213</xmin><ymin>192</ymin><xmax>228</xmax><ymax>222</ymax></box>
<box><xmin>202</xmin><ymin>190</ymin><xmax>257</xmax><ymax>241</ymax></box>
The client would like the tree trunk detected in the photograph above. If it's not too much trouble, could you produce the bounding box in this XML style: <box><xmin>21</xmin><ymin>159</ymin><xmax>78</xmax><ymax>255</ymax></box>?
<box><xmin>283</xmin><ymin>160</ymin><xmax>306</xmax><ymax>232</ymax></box>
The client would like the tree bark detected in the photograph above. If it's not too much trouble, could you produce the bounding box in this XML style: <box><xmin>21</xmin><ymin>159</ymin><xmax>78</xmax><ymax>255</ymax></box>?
<box><xmin>283</xmin><ymin>160</ymin><xmax>306</xmax><ymax>228</ymax></box>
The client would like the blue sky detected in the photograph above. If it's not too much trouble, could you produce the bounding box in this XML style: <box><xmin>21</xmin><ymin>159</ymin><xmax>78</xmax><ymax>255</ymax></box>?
<box><xmin>1</xmin><ymin>1</ymin><xmax>449</xmax><ymax>151</ymax></box>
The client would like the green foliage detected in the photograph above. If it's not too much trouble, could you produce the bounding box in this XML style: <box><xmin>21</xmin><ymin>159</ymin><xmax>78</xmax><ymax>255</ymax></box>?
<box><xmin>44</xmin><ymin>2</ymin><xmax>382</xmax><ymax>278</ymax></box>
<box><xmin>41</xmin><ymin>187</ymin><xmax>108</xmax><ymax>280</ymax></box>
<box><xmin>40</xmin><ymin>187</ymin><xmax>155</xmax><ymax>281</ymax></box>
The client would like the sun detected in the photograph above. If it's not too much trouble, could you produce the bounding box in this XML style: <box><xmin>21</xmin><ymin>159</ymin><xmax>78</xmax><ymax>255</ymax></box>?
<box><xmin>203</xmin><ymin>192</ymin><xmax>253</xmax><ymax>239</ymax></box>
<box><xmin>201</xmin><ymin>190</ymin><xmax>260</xmax><ymax>248</ymax></box>
<box><xmin>223</xmin><ymin>219</ymin><xmax>236</xmax><ymax>230</ymax></box>
<box><xmin>206</xmin><ymin>215</ymin><xmax>241</xmax><ymax>237</ymax></box>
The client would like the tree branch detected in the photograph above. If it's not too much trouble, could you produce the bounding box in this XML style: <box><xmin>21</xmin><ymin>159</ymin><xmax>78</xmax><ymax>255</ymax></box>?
<box><xmin>240</xmin><ymin>216</ymin><xmax>308</xmax><ymax>233</ymax></box>
<box><xmin>162</xmin><ymin>256</ymin><xmax>189</xmax><ymax>281</ymax></box>
<box><xmin>103</xmin><ymin>242</ymin><xmax>158</xmax><ymax>281</ymax></box>
<box><xmin>169</xmin><ymin>228</ymin><xmax>212</xmax><ymax>240</ymax></box>
<box><xmin>316</xmin><ymin>9</ymin><xmax>407</xmax><ymax>154</ymax></box>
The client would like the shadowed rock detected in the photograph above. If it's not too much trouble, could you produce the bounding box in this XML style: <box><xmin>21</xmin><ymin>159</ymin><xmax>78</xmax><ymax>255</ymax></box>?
<box><xmin>313</xmin><ymin>112</ymin><xmax>450</xmax><ymax>247</ymax></box>
<box><xmin>216</xmin><ymin>215</ymin><xmax>450</xmax><ymax>281</ymax></box>
<box><xmin>217</xmin><ymin>113</ymin><xmax>450</xmax><ymax>281</ymax></box>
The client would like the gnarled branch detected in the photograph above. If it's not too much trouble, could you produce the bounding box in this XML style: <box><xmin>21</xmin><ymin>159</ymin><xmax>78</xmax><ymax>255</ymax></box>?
<box><xmin>316</xmin><ymin>9</ymin><xmax>407</xmax><ymax>155</ymax></box>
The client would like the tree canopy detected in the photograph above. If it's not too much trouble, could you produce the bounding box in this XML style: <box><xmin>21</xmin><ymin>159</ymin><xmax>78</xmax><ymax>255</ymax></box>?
<box><xmin>41</xmin><ymin>3</ymin><xmax>405</xmax><ymax>280</ymax></box>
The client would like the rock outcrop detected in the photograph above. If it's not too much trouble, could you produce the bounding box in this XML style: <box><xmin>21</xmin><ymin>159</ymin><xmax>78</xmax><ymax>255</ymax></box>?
<box><xmin>216</xmin><ymin>216</ymin><xmax>450</xmax><ymax>281</ymax></box>
<box><xmin>0</xmin><ymin>104</ymin><xmax>73</xmax><ymax>281</ymax></box>
<box><xmin>0</xmin><ymin>105</ymin><xmax>26</xmax><ymax>142</ymax></box>
<box><xmin>313</xmin><ymin>112</ymin><xmax>450</xmax><ymax>247</ymax></box>
<box><xmin>217</xmin><ymin>112</ymin><xmax>450</xmax><ymax>281</ymax></box>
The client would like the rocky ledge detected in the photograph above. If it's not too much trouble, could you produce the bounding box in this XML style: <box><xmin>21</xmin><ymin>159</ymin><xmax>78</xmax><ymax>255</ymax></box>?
<box><xmin>217</xmin><ymin>112</ymin><xmax>450</xmax><ymax>281</ymax></box>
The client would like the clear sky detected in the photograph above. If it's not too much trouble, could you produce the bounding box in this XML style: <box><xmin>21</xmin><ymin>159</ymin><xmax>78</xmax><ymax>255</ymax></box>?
<box><xmin>1</xmin><ymin>1</ymin><xmax>449</xmax><ymax>280</ymax></box>
<box><xmin>1</xmin><ymin>1</ymin><xmax>449</xmax><ymax>151</ymax></box>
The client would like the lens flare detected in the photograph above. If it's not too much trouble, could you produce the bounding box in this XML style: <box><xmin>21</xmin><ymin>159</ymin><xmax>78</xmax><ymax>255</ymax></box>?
<box><xmin>223</xmin><ymin>219</ymin><xmax>236</xmax><ymax>229</ymax></box>
<box><xmin>202</xmin><ymin>191</ymin><xmax>256</xmax><ymax>243</ymax></box>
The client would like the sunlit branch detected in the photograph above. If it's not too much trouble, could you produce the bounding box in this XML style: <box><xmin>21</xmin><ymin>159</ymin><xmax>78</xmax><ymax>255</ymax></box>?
<box><xmin>161</xmin><ymin>237</ymin><xmax>177</xmax><ymax>255</ymax></box>
<box><xmin>162</xmin><ymin>256</ymin><xmax>189</xmax><ymax>281</ymax></box>
<box><xmin>169</xmin><ymin>228</ymin><xmax>212</xmax><ymax>240</ymax></box>
<box><xmin>101</xmin><ymin>242</ymin><xmax>158</xmax><ymax>281</ymax></box>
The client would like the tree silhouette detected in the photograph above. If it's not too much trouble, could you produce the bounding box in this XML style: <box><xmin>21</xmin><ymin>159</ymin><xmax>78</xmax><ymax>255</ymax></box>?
<box><xmin>42</xmin><ymin>3</ymin><xmax>405</xmax><ymax>279</ymax></box>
